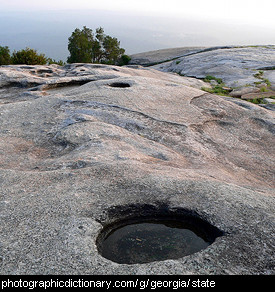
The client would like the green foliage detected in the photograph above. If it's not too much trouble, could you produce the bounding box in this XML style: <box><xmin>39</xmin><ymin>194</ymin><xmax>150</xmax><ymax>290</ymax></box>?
<box><xmin>201</xmin><ymin>86</ymin><xmax>230</xmax><ymax>96</ymax></box>
<box><xmin>11</xmin><ymin>47</ymin><xmax>48</xmax><ymax>65</ymax></box>
<box><xmin>253</xmin><ymin>71</ymin><xmax>271</xmax><ymax>87</ymax></box>
<box><xmin>254</xmin><ymin>81</ymin><xmax>262</xmax><ymax>85</ymax></box>
<box><xmin>47</xmin><ymin>58</ymin><xmax>65</xmax><ymax>66</ymax></box>
<box><xmin>247</xmin><ymin>98</ymin><xmax>267</xmax><ymax>104</ymax></box>
<box><xmin>253</xmin><ymin>70</ymin><xmax>264</xmax><ymax>79</ymax></box>
<box><xmin>67</xmin><ymin>26</ymin><xmax>125</xmax><ymax>64</ymax></box>
<box><xmin>117</xmin><ymin>54</ymin><xmax>131</xmax><ymax>66</ymax></box>
<box><xmin>1</xmin><ymin>46</ymin><xmax>65</xmax><ymax>66</ymax></box>
<box><xmin>204</xmin><ymin>75</ymin><xmax>223</xmax><ymax>84</ymax></box>
<box><xmin>67</xmin><ymin>26</ymin><xmax>94</xmax><ymax>63</ymax></box>
<box><xmin>201</xmin><ymin>75</ymin><xmax>232</xmax><ymax>96</ymax></box>
<box><xmin>0</xmin><ymin>46</ymin><xmax>11</xmax><ymax>65</ymax></box>
<box><xmin>247</xmin><ymin>96</ymin><xmax>274</xmax><ymax>104</ymax></box>
<box><xmin>263</xmin><ymin>78</ymin><xmax>271</xmax><ymax>87</ymax></box>
<box><xmin>102</xmin><ymin>35</ymin><xmax>125</xmax><ymax>64</ymax></box>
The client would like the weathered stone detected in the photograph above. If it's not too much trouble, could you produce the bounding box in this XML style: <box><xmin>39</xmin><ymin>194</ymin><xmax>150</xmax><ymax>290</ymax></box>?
<box><xmin>210</xmin><ymin>79</ymin><xmax>218</xmax><ymax>86</ymax></box>
<box><xmin>241</xmin><ymin>90</ymin><xmax>275</xmax><ymax>100</ymax></box>
<box><xmin>129</xmin><ymin>47</ymin><xmax>206</xmax><ymax>65</ymax></box>
<box><xmin>0</xmin><ymin>64</ymin><xmax>274</xmax><ymax>275</ymax></box>
<box><xmin>264</xmin><ymin>70</ymin><xmax>275</xmax><ymax>90</ymax></box>
<box><xmin>229</xmin><ymin>86</ymin><xmax>260</xmax><ymax>98</ymax></box>
<box><xmin>149</xmin><ymin>46</ymin><xmax>275</xmax><ymax>90</ymax></box>
<box><xmin>263</xmin><ymin>98</ymin><xmax>275</xmax><ymax>103</ymax></box>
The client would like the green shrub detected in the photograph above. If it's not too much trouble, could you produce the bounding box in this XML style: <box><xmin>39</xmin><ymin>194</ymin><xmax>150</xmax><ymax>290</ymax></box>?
<box><xmin>260</xmin><ymin>86</ymin><xmax>268</xmax><ymax>92</ymax></box>
<box><xmin>253</xmin><ymin>70</ymin><xmax>271</xmax><ymax>87</ymax></box>
<box><xmin>117</xmin><ymin>54</ymin><xmax>131</xmax><ymax>66</ymax></box>
<box><xmin>263</xmin><ymin>78</ymin><xmax>271</xmax><ymax>87</ymax></box>
<box><xmin>247</xmin><ymin>98</ymin><xmax>267</xmax><ymax>104</ymax></box>
<box><xmin>11</xmin><ymin>47</ymin><xmax>48</xmax><ymax>65</ymax></box>
<box><xmin>204</xmin><ymin>75</ymin><xmax>223</xmax><ymax>84</ymax></box>
<box><xmin>253</xmin><ymin>71</ymin><xmax>264</xmax><ymax>79</ymax></box>
<box><xmin>201</xmin><ymin>86</ymin><xmax>230</xmax><ymax>96</ymax></box>
<box><xmin>0</xmin><ymin>46</ymin><xmax>11</xmax><ymax>65</ymax></box>
<box><xmin>47</xmin><ymin>58</ymin><xmax>65</xmax><ymax>66</ymax></box>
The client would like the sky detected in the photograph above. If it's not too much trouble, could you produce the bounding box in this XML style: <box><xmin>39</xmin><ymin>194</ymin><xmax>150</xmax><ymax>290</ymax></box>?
<box><xmin>0</xmin><ymin>0</ymin><xmax>274</xmax><ymax>61</ymax></box>
<box><xmin>1</xmin><ymin>0</ymin><xmax>275</xmax><ymax>24</ymax></box>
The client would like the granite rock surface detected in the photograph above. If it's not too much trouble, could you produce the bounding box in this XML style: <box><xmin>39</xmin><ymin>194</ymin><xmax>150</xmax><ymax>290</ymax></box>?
<box><xmin>144</xmin><ymin>46</ymin><xmax>275</xmax><ymax>99</ymax></box>
<box><xmin>0</xmin><ymin>64</ymin><xmax>274</xmax><ymax>275</ymax></box>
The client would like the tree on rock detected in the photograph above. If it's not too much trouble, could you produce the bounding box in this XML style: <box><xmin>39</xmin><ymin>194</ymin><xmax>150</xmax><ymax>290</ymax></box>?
<box><xmin>11</xmin><ymin>47</ymin><xmax>48</xmax><ymax>65</ymax></box>
<box><xmin>67</xmin><ymin>26</ymin><xmax>94</xmax><ymax>64</ymax></box>
<box><xmin>67</xmin><ymin>26</ymin><xmax>127</xmax><ymax>65</ymax></box>
<box><xmin>0</xmin><ymin>46</ymin><xmax>11</xmax><ymax>65</ymax></box>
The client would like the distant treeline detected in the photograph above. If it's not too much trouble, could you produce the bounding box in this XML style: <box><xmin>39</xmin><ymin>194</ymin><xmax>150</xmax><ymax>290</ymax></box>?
<box><xmin>0</xmin><ymin>26</ymin><xmax>131</xmax><ymax>66</ymax></box>
<box><xmin>0</xmin><ymin>46</ymin><xmax>65</xmax><ymax>66</ymax></box>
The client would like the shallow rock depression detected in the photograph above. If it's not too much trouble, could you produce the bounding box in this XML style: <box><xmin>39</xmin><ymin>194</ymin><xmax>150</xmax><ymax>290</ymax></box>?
<box><xmin>0</xmin><ymin>63</ymin><xmax>274</xmax><ymax>275</ymax></box>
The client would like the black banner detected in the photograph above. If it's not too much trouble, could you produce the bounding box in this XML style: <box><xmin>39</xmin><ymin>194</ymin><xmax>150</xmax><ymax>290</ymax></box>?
<box><xmin>0</xmin><ymin>275</ymin><xmax>272</xmax><ymax>290</ymax></box>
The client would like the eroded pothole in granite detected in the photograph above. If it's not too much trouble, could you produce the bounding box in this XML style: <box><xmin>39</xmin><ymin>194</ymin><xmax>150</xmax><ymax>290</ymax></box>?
<box><xmin>96</xmin><ymin>204</ymin><xmax>224</xmax><ymax>264</ymax></box>
<box><xmin>108</xmin><ymin>82</ymin><xmax>131</xmax><ymax>88</ymax></box>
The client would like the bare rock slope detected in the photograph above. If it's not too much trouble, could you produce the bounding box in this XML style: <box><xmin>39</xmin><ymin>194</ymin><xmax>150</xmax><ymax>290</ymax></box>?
<box><xmin>152</xmin><ymin>46</ymin><xmax>275</xmax><ymax>87</ymax></box>
<box><xmin>129</xmin><ymin>46</ymin><xmax>207</xmax><ymax>65</ymax></box>
<box><xmin>132</xmin><ymin>46</ymin><xmax>275</xmax><ymax>103</ymax></box>
<box><xmin>0</xmin><ymin>64</ymin><xmax>274</xmax><ymax>275</ymax></box>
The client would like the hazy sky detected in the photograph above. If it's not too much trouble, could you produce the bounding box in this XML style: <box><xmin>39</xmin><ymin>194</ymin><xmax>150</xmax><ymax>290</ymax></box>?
<box><xmin>0</xmin><ymin>0</ymin><xmax>274</xmax><ymax>61</ymax></box>
<box><xmin>2</xmin><ymin>0</ymin><xmax>275</xmax><ymax>25</ymax></box>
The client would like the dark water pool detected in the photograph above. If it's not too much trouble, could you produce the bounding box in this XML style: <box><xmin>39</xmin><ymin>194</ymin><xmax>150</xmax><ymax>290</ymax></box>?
<box><xmin>98</xmin><ymin>220</ymin><xmax>212</xmax><ymax>264</ymax></box>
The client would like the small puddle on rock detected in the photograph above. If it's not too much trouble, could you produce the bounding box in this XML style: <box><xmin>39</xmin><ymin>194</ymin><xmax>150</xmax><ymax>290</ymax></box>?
<box><xmin>97</xmin><ymin>218</ymin><xmax>217</xmax><ymax>264</ymax></box>
<box><xmin>108</xmin><ymin>82</ymin><xmax>131</xmax><ymax>88</ymax></box>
